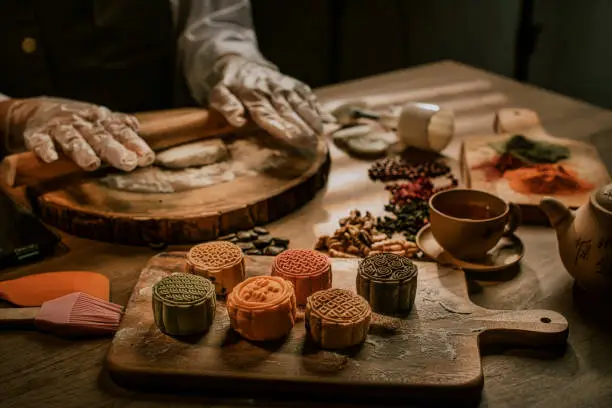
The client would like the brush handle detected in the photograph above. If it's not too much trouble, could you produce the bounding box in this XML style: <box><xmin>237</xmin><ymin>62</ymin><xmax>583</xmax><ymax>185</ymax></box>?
<box><xmin>0</xmin><ymin>307</ymin><xmax>39</xmax><ymax>328</ymax></box>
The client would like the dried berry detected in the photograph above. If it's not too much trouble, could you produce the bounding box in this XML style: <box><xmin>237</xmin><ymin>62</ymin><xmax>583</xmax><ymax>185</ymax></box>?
<box><xmin>368</xmin><ymin>158</ymin><xmax>451</xmax><ymax>182</ymax></box>
<box><xmin>369</xmin><ymin>157</ymin><xmax>457</xmax><ymax>242</ymax></box>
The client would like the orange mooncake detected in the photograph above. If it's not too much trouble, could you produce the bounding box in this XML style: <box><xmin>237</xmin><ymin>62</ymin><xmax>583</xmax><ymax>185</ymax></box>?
<box><xmin>305</xmin><ymin>288</ymin><xmax>371</xmax><ymax>349</ymax></box>
<box><xmin>271</xmin><ymin>249</ymin><xmax>331</xmax><ymax>305</ymax></box>
<box><xmin>226</xmin><ymin>276</ymin><xmax>297</xmax><ymax>341</ymax></box>
<box><xmin>186</xmin><ymin>241</ymin><xmax>245</xmax><ymax>296</ymax></box>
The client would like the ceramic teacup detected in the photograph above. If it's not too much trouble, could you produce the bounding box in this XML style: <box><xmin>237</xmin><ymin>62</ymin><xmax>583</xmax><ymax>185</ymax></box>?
<box><xmin>428</xmin><ymin>189</ymin><xmax>521</xmax><ymax>260</ymax></box>
<box><xmin>396</xmin><ymin>102</ymin><xmax>455</xmax><ymax>153</ymax></box>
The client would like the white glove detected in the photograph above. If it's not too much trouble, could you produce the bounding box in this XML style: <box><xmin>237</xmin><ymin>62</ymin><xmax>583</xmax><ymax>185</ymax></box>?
<box><xmin>4</xmin><ymin>97</ymin><xmax>154</xmax><ymax>171</ymax></box>
<box><xmin>208</xmin><ymin>55</ymin><xmax>326</xmax><ymax>152</ymax></box>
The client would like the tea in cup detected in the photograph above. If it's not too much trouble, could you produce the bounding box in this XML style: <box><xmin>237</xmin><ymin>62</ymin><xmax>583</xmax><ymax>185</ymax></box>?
<box><xmin>428</xmin><ymin>189</ymin><xmax>521</xmax><ymax>260</ymax></box>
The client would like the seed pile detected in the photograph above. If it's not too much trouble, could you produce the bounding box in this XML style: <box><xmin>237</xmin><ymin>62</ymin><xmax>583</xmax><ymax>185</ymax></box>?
<box><xmin>377</xmin><ymin>201</ymin><xmax>430</xmax><ymax>242</ymax></box>
<box><xmin>369</xmin><ymin>157</ymin><xmax>457</xmax><ymax>241</ymax></box>
<box><xmin>218</xmin><ymin>227</ymin><xmax>289</xmax><ymax>256</ymax></box>
<box><xmin>315</xmin><ymin>210</ymin><xmax>418</xmax><ymax>258</ymax></box>
<box><xmin>368</xmin><ymin>157</ymin><xmax>451</xmax><ymax>182</ymax></box>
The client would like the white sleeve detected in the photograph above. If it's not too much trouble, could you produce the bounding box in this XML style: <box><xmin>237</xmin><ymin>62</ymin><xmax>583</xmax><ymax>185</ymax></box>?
<box><xmin>177</xmin><ymin>0</ymin><xmax>275</xmax><ymax>105</ymax></box>
<box><xmin>0</xmin><ymin>93</ymin><xmax>9</xmax><ymax>102</ymax></box>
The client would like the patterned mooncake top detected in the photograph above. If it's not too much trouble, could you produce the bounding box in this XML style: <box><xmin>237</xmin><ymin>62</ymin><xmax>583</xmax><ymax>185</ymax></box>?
<box><xmin>307</xmin><ymin>288</ymin><xmax>370</xmax><ymax>324</ymax></box>
<box><xmin>272</xmin><ymin>249</ymin><xmax>330</xmax><ymax>278</ymax></box>
<box><xmin>153</xmin><ymin>273</ymin><xmax>215</xmax><ymax>306</ymax></box>
<box><xmin>229</xmin><ymin>276</ymin><xmax>295</xmax><ymax>310</ymax></box>
<box><xmin>187</xmin><ymin>241</ymin><xmax>243</xmax><ymax>270</ymax></box>
<box><xmin>358</xmin><ymin>253</ymin><xmax>417</xmax><ymax>282</ymax></box>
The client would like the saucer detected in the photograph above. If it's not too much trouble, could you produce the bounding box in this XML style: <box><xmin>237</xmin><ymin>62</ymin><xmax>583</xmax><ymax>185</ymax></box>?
<box><xmin>415</xmin><ymin>224</ymin><xmax>524</xmax><ymax>272</ymax></box>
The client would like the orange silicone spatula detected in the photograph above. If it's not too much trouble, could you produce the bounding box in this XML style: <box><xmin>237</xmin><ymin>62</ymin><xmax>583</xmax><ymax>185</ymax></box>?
<box><xmin>0</xmin><ymin>271</ymin><xmax>110</xmax><ymax>307</ymax></box>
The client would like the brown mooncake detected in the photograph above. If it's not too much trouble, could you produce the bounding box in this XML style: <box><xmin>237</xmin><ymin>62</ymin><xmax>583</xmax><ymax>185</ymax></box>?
<box><xmin>271</xmin><ymin>249</ymin><xmax>332</xmax><ymax>306</ymax></box>
<box><xmin>152</xmin><ymin>273</ymin><xmax>216</xmax><ymax>336</ymax></box>
<box><xmin>226</xmin><ymin>276</ymin><xmax>297</xmax><ymax>341</ymax></box>
<box><xmin>305</xmin><ymin>288</ymin><xmax>371</xmax><ymax>349</ymax></box>
<box><xmin>186</xmin><ymin>241</ymin><xmax>245</xmax><ymax>296</ymax></box>
<box><xmin>356</xmin><ymin>253</ymin><xmax>418</xmax><ymax>315</ymax></box>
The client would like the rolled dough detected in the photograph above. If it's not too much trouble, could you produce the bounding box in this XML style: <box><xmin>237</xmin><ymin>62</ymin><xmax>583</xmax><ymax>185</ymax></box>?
<box><xmin>154</xmin><ymin>139</ymin><xmax>228</xmax><ymax>169</ymax></box>
<box><xmin>99</xmin><ymin>137</ymin><xmax>281</xmax><ymax>193</ymax></box>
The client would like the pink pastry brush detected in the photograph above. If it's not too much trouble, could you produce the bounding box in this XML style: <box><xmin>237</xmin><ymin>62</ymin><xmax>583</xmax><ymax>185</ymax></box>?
<box><xmin>0</xmin><ymin>292</ymin><xmax>124</xmax><ymax>337</ymax></box>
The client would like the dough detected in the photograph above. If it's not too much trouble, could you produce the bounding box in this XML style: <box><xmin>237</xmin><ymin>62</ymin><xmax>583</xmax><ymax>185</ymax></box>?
<box><xmin>345</xmin><ymin>134</ymin><xmax>391</xmax><ymax>157</ymax></box>
<box><xmin>331</xmin><ymin>124</ymin><xmax>373</xmax><ymax>141</ymax></box>
<box><xmin>99</xmin><ymin>137</ymin><xmax>299</xmax><ymax>194</ymax></box>
<box><xmin>154</xmin><ymin>139</ymin><xmax>228</xmax><ymax>169</ymax></box>
<box><xmin>99</xmin><ymin>163</ymin><xmax>236</xmax><ymax>193</ymax></box>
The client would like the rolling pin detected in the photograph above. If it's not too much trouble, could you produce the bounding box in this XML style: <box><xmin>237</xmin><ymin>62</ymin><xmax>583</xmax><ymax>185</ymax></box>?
<box><xmin>0</xmin><ymin>108</ymin><xmax>254</xmax><ymax>188</ymax></box>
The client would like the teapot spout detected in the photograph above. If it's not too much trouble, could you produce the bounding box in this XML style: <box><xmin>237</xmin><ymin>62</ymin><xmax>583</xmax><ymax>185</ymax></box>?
<box><xmin>539</xmin><ymin>197</ymin><xmax>574</xmax><ymax>233</ymax></box>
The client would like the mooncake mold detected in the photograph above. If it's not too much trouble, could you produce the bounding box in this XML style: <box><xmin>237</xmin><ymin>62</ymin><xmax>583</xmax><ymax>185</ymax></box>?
<box><xmin>271</xmin><ymin>249</ymin><xmax>332</xmax><ymax>305</ymax></box>
<box><xmin>226</xmin><ymin>276</ymin><xmax>297</xmax><ymax>341</ymax></box>
<box><xmin>152</xmin><ymin>273</ymin><xmax>216</xmax><ymax>336</ymax></box>
<box><xmin>356</xmin><ymin>253</ymin><xmax>418</xmax><ymax>315</ymax></box>
<box><xmin>186</xmin><ymin>241</ymin><xmax>245</xmax><ymax>296</ymax></box>
<box><xmin>305</xmin><ymin>288</ymin><xmax>371</xmax><ymax>349</ymax></box>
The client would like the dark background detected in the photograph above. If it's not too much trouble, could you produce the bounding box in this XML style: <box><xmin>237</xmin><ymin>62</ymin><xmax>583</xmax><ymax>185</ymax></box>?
<box><xmin>252</xmin><ymin>0</ymin><xmax>612</xmax><ymax>109</ymax></box>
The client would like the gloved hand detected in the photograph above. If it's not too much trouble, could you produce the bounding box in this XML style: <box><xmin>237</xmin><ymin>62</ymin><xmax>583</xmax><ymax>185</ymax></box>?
<box><xmin>2</xmin><ymin>97</ymin><xmax>154</xmax><ymax>171</ymax></box>
<box><xmin>208</xmin><ymin>55</ymin><xmax>328</xmax><ymax>153</ymax></box>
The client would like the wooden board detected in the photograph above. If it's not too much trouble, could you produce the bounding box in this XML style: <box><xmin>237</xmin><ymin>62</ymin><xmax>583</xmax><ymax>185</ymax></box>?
<box><xmin>106</xmin><ymin>252</ymin><xmax>568</xmax><ymax>405</ymax></box>
<box><xmin>25</xmin><ymin>137</ymin><xmax>330</xmax><ymax>246</ymax></box>
<box><xmin>461</xmin><ymin>125</ymin><xmax>610</xmax><ymax>223</ymax></box>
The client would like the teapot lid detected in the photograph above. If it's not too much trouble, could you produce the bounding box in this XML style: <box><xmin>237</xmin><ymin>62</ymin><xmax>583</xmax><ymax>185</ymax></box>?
<box><xmin>595</xmin><ymin>183</ymin><xmax>612</xmax><ymax>211</ymax></box>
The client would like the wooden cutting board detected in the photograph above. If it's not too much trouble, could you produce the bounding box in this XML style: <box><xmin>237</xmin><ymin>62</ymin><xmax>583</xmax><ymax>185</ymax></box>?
<box><xmin>461</xmin><ymin>125</ymin><xmax>610</xmax><ymax>223</ymax></box>
<box><xmin>106</xmin><ymin>253</ymin><xmax>568</xmax><ymax>405</ymax></box>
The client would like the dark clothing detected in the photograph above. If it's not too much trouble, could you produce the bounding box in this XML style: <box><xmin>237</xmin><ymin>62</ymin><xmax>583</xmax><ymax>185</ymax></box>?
<box><xmin>0</xmin><ymin>0</ymin><xmax>177</xmax><ymax>113</ymax></box>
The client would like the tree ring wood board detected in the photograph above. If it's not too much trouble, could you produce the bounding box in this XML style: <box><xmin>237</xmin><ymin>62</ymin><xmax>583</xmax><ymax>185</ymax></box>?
<box><xmin>460</xmin><ymin>127</ymin><xmax>610</xmax><ymax>224</ymax></box>
<box><xmin>26</xmin><ymin>138</ymin><xmax>330</xmax><ymax>246</ymax></box>
<box><xmin>106</xmin><ymin>253</ymin><xmax>568</xmax><ymax>406</ymax></box>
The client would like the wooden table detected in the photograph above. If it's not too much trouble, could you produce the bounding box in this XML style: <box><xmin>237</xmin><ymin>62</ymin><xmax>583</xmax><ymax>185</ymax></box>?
<box><xmin>2</xmin><ymin>60</ymin><xmax>612</xmax><ymax>408</ymax></box>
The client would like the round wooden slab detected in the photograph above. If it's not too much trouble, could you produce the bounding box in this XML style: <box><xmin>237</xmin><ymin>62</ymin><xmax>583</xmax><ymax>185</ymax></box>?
<box><xmin>27</xmin><ymin>137</ymin><xmax>330</xmax><ymax>246</ymax></box>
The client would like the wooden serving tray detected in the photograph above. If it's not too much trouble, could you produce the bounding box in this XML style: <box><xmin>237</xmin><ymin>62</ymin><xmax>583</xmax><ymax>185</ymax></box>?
<box><xmin>106</xmin><ymin>253</ymin><xmax>568</xmax><ymax>405</ymax></box>
<box><xmin>461</xmin><ymin>125</ymin><xmax>610</xmax><ymax>223</ymax></box>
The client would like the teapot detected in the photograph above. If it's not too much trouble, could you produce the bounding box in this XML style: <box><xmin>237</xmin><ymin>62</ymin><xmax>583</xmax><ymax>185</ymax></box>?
<box><xmin>539</xmin><ymin>184</ymin><xmax>612</xmax><ymax>295</ymax></box>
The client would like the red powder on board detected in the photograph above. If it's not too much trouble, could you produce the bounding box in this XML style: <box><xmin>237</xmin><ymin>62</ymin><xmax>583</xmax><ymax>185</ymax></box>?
<box><xmin>504</xmin><ymin>164</ymin><xmax>593</xmax><ymax>195</ymax></box>
<box><xmin>472</xmin><ymin>152</ymin><xmax>528</xmax><ymax>181</ymax></box>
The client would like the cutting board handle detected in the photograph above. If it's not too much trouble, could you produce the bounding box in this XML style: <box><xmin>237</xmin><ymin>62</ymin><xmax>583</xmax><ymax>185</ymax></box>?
<box><xmin>473</xmin><ymin>309</ymin><xmax>569</xmax><ymax>348</ymax></box>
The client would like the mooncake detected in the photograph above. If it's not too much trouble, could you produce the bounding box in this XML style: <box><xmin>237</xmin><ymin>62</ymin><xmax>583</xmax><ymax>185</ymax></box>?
<box><xmin>186</xmin><ymin>241</ymin><xmax>245</xmax><ymax>296</ymax></box>
<box><xmin>226</xmin><ymin>276</ymin><xmax>297</xmax><ymax>341</ymax></box>
<box><xmin>152</xmin><ymin>273</ymin><xmax>216</xmax><ymax>336</ymax></box>
<box><xmin>305</xmin><ymin>288</ymin><xmax>371</xmax><ymax>349</ymax></box>
<box><xmin>356</xmin><ymin>253</ymin><xmax>418</xmax><ymax>315</ymax></box>
<box><xmin>271</xmin><ymin>249</ymin><xmax>331</xmax><ymax>305</ymax></box>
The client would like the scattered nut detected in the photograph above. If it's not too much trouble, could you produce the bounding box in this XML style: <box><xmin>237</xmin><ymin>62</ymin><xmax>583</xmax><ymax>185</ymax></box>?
<box><xmin>314</xmin><ymin>209</ymin><xmax>420</xmax><ymax>259</ymax></box>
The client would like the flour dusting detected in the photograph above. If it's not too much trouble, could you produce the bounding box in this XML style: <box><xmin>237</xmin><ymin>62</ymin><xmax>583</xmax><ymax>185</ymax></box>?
<box><xmin>100</xmin><ymin>137</ymin><xmax>279</xmax><ymax>193</ymax></box>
